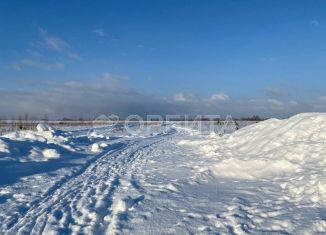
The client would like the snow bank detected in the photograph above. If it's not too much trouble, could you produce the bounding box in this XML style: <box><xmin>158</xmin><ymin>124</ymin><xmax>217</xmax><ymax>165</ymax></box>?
<box><xmin>0</xmin><ymin>139</ymin><xmax>9</xmax><ymax>153</ymax></box>
<box><xmin>179</xmin><ymin>113</ymin><xmax>326</xmax><ymax>205</ymax></box>
<box><xmin>4</xmin><ymin>123</ymin><xmax>68</xmax><ymax>144</ymax></box>
<box><xmin>88</xmin><ymin>131</ymin><xmax>107</xmax><ymax>139</ymax></box>
<box><xmin>90</xmin><ymin>142</ymin><xmax>109</xmax><ymax>153</ymax></box>
<box><xmin>0</xmin><ymin>123</ymin><xmax>70</xmax><ymax>162</ymax></box>
<box><xmin>36</xmin><ymin>123</ymin><xmax>55</xmax><ymax>132</ymax></box>
<box><xmin>0</xmin><ymin>122</ymin><xmax>112</xmax><ymax>163</ymax></box>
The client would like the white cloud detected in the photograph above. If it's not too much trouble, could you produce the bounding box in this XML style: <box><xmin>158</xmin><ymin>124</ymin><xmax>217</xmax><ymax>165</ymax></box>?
<box><xmin>0</xmin><ymin>76</ymin><xmax>178</xmax><ymax>118</ymax></box>
<box><xmin>267</xmin><ymin>98</ymin><xmax>283</xmax><ymax>106</ymax></box>
<box><xmin>11</xmin><ymin>64</ymin><xmax>22</xmax><ymax>71</ymax></box>
<box><xmin>265</xmin><ymin>87</ymin><xmax>289</xmax><ymax>97</ymax></box>
<box><xmin>20</xmin><ymin>59</ymin><xmax>64</xmax><ymax>70</ymax></box>
<box><xmin>38</xmin><ymin>28</ymin><xmax>80</xmax><ymax>60</ymax></box>
<box><xmin>0</xmin><ymin>75</ymin><xmax>321</xmax><ymax>119</ymax></box>
<box><xmin>288</xmin><ymin>100</ymin><xmax>298</xmax><ymax>106</ymax></box>
<box><xmin>102</xmin><ymin>72</ymin><xmax>128</xmax><ymax>82</ymax></box>
<box><xmin>210</xmin><ymin>92</ymin><xmax>229</xmax><ymax>102</ymax></box>
<box><xmin>92</xmin><ymin>29</ymin><xmax>106</xmax><ymax>37</ymax></box>
<box><xmin>311</xmin><ymin>20</ymin><xmax>320</xmax><ymax>27</ymax></box>
<box><xmin>11</xmin><ymin>28</ymin><xmax>80</xmax><ymax>71</ymax></box>
<box><xmin>27</xmin><ymin>49</ymin><xmax>42</xmax><ymax>58</ymax></box>
<box><xmin>174</xmin><ymin>92</ymin><xmax>187</xmax><ymax>102</ymax></box>
<box><xmin>320</xmin><ymin>96</ymin><xmax>326</xmax><ymax>102</ymax></box>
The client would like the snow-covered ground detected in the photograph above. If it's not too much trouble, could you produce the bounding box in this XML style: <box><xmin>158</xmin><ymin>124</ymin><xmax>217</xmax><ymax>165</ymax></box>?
<box><xmin>0</xmin><ymin>113</ymin><xmax>326</xmax><ymax>234</ymax></box>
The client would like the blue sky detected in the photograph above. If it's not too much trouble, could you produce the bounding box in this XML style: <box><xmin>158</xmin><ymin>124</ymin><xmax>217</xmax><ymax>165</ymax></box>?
<box><xmin>1</xmin><ymin>0</ymin><xmax>326</xmax><ymax>118</ymax></box>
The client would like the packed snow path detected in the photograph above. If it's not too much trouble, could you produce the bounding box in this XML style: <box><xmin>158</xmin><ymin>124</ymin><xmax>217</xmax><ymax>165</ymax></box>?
<box><xmin>0</xmin><ymin>125</ymin><xmax>178</xmax><ymax>234</ymax></box>
<box><xmin>9</xmin><ymin>140</ymin><xmax>168</xmax><ymax>234</ymax></box>
<box><xmin>1</xmin><ymin>114</ymin><xmax>326</xmax><ymax>234</ymax></box>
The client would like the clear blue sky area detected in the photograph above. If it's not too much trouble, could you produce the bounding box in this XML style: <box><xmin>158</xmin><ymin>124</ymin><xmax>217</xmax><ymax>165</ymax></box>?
<box><xmin>1</xmin><ymin>0</ymin><xmax>326</xmax><ymax>118</ymax></box>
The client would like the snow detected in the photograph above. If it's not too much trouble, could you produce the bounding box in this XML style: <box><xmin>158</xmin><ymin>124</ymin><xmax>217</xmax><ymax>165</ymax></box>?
<box><xmin>91</xmin><ymin>143</ymin><xmax>102</xmax><ymax>152</ymax></box>
<box><xmin>36</xmin><ymin>123</ymin><xmax>55</xmax><ymax>132</ymax></box>
<box><xmin>209</xmin><ymin>158</ymin><xmax>299</xmax><ymax>179</ymax></box>
<box><xmin>3</xmin><ymin>124</ymin><xmax>68</xmax><ymax>145</ymax></box>
<box><xmin>0</xmin><ymin>114</ymin><xmax>325</xmax><ymax>234</ymax></box>
<box><xmin>42</xmin><ymin>149</ymin><xmax>61</xmax><ymax>159</ymax></box>
<box><xmin>0</xmin><ymin>124</ymin><xmax>70</xmax><ymax>162</ymax></box>
<box><xmin>179</xmin><ymin>113</ymin><xmax>326</xmax><ymax>206</ymax></box>
<box><xmin>0</xmin><ymin>139</ymin><xmax>9</xmax><ymax>153</ymax></box>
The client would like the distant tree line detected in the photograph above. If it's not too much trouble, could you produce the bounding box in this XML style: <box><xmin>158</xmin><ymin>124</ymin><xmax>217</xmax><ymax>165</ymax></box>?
<box><xmin>238</xmin><ymin>115</ymin><xmax>265</xmax><ymax>121</ymax></box>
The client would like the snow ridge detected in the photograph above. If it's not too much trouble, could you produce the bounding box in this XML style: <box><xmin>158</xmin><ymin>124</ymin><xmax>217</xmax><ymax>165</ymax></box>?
<box><xmin>180</xmin><ymin>113</ymin><xmax>326</xmax><ymax>206</ymax></box>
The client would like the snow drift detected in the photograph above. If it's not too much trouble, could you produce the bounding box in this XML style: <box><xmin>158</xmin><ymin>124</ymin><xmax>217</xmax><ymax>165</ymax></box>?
<box><xmin>0</xmin><ymin>116</ymin><xmax>325</xmax><ymax>234</ymax></box>
<box><xmin>179</xmin><ymin>113</ymin><xmax>326</xmax><ymax>205</ymax></box>
<box><xmin>0</xmin><ymin>123</ymin><xmax>70</xmax><ymax>162</ymax></box>
<box><xmin>0</xmin><ymin>139</ymin><xmax>9</xmax><ymax>153</ymax></box>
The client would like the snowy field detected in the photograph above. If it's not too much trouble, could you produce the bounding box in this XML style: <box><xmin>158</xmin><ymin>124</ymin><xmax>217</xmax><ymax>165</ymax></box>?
<box><xmin>0</xmin><ymin>113</ymin><xmax>326</xmax><ymax>234</ymax></box>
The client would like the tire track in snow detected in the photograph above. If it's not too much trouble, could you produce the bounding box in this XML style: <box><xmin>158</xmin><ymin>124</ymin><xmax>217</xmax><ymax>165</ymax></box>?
<box><xmin>5</xmin><ymin>129</ymin><xmax>175</xmax><ymax>235</ymax></box>
<box><xmin>6</xmin><ymin>143</ymin><xmax>126</xmax><ymax>235</ymax></box>
<box><xmin>0</xmin><ymin>141</ymin><xmax>125</xmax><ymax>233</ymax></box>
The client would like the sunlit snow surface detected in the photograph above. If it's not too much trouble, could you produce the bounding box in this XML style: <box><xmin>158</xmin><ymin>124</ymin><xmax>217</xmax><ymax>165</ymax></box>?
<box><xmin>0</xmin><ymin>114</ymin><xmax>326</xmax><ymax>234</ymax></box>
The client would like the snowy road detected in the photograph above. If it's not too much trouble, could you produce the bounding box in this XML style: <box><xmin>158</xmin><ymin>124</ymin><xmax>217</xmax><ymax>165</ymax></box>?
<box><xmin>1</xmin><ymin>125</ymin><xmax>178</xmax><ymax>234</ymax></box>
<box><xmin>1</xmin><ymin>114</ymin><xmax>326</xmax><ymax>234</ymax></box>
<box><xmin>8</xmin><ymin>138</ymin><xmax>169</xmax><ymax>234</ymax></box>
